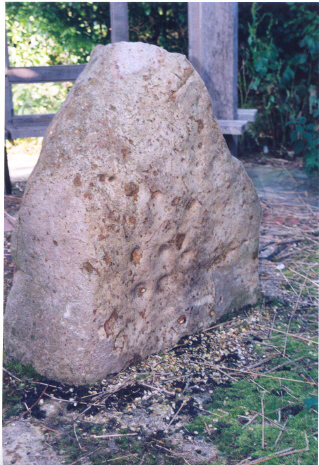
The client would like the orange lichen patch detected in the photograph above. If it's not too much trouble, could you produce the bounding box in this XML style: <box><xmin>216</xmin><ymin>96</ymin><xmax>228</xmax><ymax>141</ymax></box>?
<box><xmin>121</xmin><ymin>147</ymin><xmax>131</xmax><ymax>159</ymax></box>
<box><xmin>132</xmin><ymin>248</ymin><xmax>143</xmax><ymax>265</ymax></box>
<box><xmin>128</xmin><ymin>216</ymin><xmax>136</xmax><ymax>225</ymax></box>
<box><xmin>167</xmin><ymin>238</ymin><xmax>176</xmax><ymax>246</ymax></box>
<box><xmin>102</xmin><ymin>253</ymin><xmax>112</xmax><ymax>265</ymax></box>
<box><xmin>98</xmin><ymin>174</ymin><xmax>106</xmax><ymax>182</ymax></box>
<box><xmin>91</xmin><ymin>163</ymin><xmax>98</xmax><ymax>169</ymax></box>
<box><xmin>186</xmin><ymin>199</ymin><xmax>197</xmax><ymax>210</ymax></box>
<box><xmin>170</xmin><ymin>90</ymin><xmax>178</xmax><ymax>101</ymax></box>
<box><xmin>124</xmin><ymin>182</ymin><xmax>139</xmax><ymax>200</ymax></box>
<box><xmin>195</xmin><ymin>118</ymin><xmax>204</xmax><ymax>133</ymax></box>
<box><xmin>177</xmin><ymin>315</ymin><xmax>186</xmax><ymax>324</ymax></box>
<box><xmin>176</xmin><ymin>233</ymin><xmax>186</xmax><ymax>250</ymax></box>
<box><xmin>73</xmin><ymin>174</ymin><xmax>82</xmax><ymax>186</ymax></box>
<box><xmin>82</xmin><ymin>262</ymin><xmax>93</xmax><ymax>273</ymax></box>
<box><xmin>84</xmin><ymin>191</ymin><xmax>92</xmax><ymax>200</ymax></box>
<box><xmin>210</xmin><ymin>309</ymin><xmax>215</xmax><ymax>317</ymax></box>
<box><xmin>108</xmin><ymin>210</ymin><xmax>120</xmax><ymax>222</ymax></box>
<box><xmin>171</xmin><ymin>196</ymin><xmax>181</xmax><ymax>206</ymax></box>
<box><xmin>151</xmin><ymin>191</ymin><xmax>162</xmax><ymax>199</ymax></box>
<box><xmin>98</xmin><ymin>234</ymin><xmax>108</xmax><ymax>241</ymax></box>
<box><xmin>139</xmin><ymin>309</ymin><xmax>146</xmax><ymax>319</ymax></box>
<box><xmin>81</xmin><ymin>261</ymin><xmax>100</xmax><ymax>276</ymax></box>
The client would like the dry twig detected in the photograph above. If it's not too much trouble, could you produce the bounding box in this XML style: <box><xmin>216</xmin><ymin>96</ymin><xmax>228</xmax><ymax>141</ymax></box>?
<box><xmin>217</xmin><ymin>408</ymin><xmax>230</xmax><ymax>415</ymax></box>
<box><xmin>68</xmin><ymin>447</ymin><xmax>101</xmax><ymax>465</ymax></box>
<box><xmin>107</xmin><ymin>454</ymin><xmax>138</xmax><ymax>462</ymax></box>
<box><xmin>242</xmin><ymin>413</ymin><xmax>258</xmax><ymax>430</ymax></box>
<box><xmin>245</xmin><ymin>354</ymin><xmax>278</xmax><ymax>371</ymax></box>
<box><xmin>74</xmin><ymin>423</ymin><xmax>86</xmax><ymax>451</ymax></box>
<box><xmin>2</xmin><ymin>367</ymin><xmax>22</xmax><ymax>382</ymax></box>
<box><xmin>287</xmin><ymin>268</ymin><xmax>319</xmax><ymax>287</ymax></box>
<box><xmin>139</xmin><ymin>382</ymin><xmax>175</xmax><ymax>396</ymax></box>
<box><xmin>274</xmin><ymin>418</ymin><xmax>288</xmax><ymax>447</ymax></box>
<box><xmin>152</xmin><ymin>441</ymin><xmax>191</xmax><ymax>465</ymax></box>
<box><xmin>202</xmin><ymin>362</ymin><xmax>316</xmax><ymax>384</ymax></box>
<box><xmin>257</xmin><ymin>325</ymin><xmax>318</xmax><ymax>345</ymax></box>
<box><xmin>31</xmin><ymin>420</ymin><xmax>60</xmax><ymax>434</ymax></box>
<box><xmin>90</xmin><ymin>433</ymin><xmax>138</xmax><ymax>439</ymax></box>
<box><xmin>261</xmin><ymin>392</ymin><xmax>265</xmax><ymax>449</ymax></box>
<box><xmin>237</xmin><ymin>432</ymin><xmax>309</xmax><ymax>465</ymax></box>
<box><xmin>267</xmin><ymin>311</ymin><xmax>277</xmax><ymax>339</ymax></box>
<box><xmin>265</xmin><ymin>356</ymin><xmax>304</xmax><ymax>373</ymax></box>
<box><xmin>165</xmin><ymin>400</ymin><xmax>187</xmax><ymax>432</ymax></box>
<box><xmin>282</xmin><ymin>273</ymin><xmax>308</xmax><ymax>357</ymax></box>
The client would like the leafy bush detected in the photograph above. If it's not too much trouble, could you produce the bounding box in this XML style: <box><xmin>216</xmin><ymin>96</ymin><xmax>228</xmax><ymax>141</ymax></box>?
<box><xmin>238</xmin><ymin>3</ymin><xmax>319</xmax><ymax>173</ymax></box>
<box><xmin>5</xmin><ymin>2</ymin><xmax>319</xmax><ymax>173</ymax></box>
<box><xmin>6</xmin><ymin>2</ymin><xmax>111</xmax><ymax>65</ymax></box>
<box><xmin>128</xmin><ymin>2</ymin><xmax>188</xmax><ymax>55</ymax></box>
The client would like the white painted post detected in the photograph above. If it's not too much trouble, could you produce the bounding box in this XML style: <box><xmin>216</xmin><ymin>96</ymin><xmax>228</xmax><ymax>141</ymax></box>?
<box><xmin>188</xmin><ymin>2</ymin><xmax>239</xmax><ymax>155</ymax></box>
<box><xmin>110</xmin><ymin>2</ymin><xmax>129</xmax><ymax>43</ymax></box>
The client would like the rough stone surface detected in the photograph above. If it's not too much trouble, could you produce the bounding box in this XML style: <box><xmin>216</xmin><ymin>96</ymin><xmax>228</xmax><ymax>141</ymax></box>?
<box><xmin>2</xmin><ymin>421</ymin><xmax>63</xmax><ymax>465</ymax></box>
<box><xmin>4</xmin><ymin>42</ymin><xmax>261</xmax><ymax>385</ymax></box>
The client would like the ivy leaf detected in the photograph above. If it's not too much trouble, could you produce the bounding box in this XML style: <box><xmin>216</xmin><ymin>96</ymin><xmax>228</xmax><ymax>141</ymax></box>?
<box><xmin>303</xmin><ymin>398</ymin><xmax>318</xmax><ymax>410</ymax></box>
<box><xmin>294</xmin><ymin>139</ymin><xmax>305</xmax><ymax>155</ymax></box>
<box><xmin>304</xmin><ymin>131</ymin><xmax>313</xmax><ymax>146</ymax></box>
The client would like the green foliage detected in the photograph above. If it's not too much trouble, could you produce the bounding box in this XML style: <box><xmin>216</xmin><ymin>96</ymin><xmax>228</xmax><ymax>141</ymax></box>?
<box><xmin>303</xmin><ymin>397</ymin><xmax>318</xmax><ymax>410</ymax></box>
<box><xmin>188</xmin><ymin>375</ymin><xmax>318</xmax><ymax>463</ymax></box>
<box><xmin>4</xmin><ymin>357</ymin><xmax>45</xmax><ymax>380</ymax></box>
<box><xmin>5</xmin><ymin>2</ymin><xmax>187</xmax><ymax>117</ymax></box>
<box><xmin>12</xmin><ymin>82</ymin><xmax>73</xmax><ymax>115</ymax></box>
<box><xmin>238</xmin><ymin>3</ymin><xmax>319</xmax><ymax>173</ymax></box>
<box><xmin>2</xmin><ymin>358</ymin><xmax>41</xmax><ymax>420</ymax></box>
<box><xmin>5</xmin><ymin>2</ymin><xmax>319</xmax><ymax>173</ymax></box>
<box><xmin>128</xmin><ymin>2</ymin><xmax>188</xmax><ymax>55</ymax></box>
<box><xmin>6</xmin><ymin>2</ymin><xmax>111</xmax><ymax>65</ymax></box>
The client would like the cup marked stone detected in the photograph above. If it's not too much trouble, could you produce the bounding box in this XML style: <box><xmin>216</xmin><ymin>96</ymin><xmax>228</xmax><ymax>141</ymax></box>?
<box><xmin>4</xmin><ymin>42</ymin><xmax>261</xmax><ymax>385</ymax></box>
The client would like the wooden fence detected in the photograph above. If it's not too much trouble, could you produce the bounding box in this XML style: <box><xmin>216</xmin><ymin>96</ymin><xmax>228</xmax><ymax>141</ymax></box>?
<box><xmin>5</xmin><ymin>2</ymin><xmax>256</xmax><ymax>192</ymax></box>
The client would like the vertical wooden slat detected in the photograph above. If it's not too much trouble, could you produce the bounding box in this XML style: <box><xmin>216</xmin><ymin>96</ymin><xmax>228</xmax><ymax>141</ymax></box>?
<box><xmin>188</xmin><ymin>3</ymin><xmax>239</xmax><ymax>155</ymax></box>
<box><xmin>188</xmin><ymin>3</ymin><xmax>238</xmax><ymax>120</ymax></box>
<box><xmin>5</xmin><ymin>30</ymin><xmax>14</xmax><ymax>127</ymax></box>
<box><xmin>110</xmin><ymin>2</ymin><xmax>129</xmax><ymax>43</ymax></box>
<box><xmin>188</xmin><ymin>3</ymin><xmax>201</xmax><ymax>75</ymax></box>
<box><xmin>5</xmin><ymin>30</ymin><xmax>13</xmax><ymax>193</ymax></box>
<box><xmin>201</xmin><ymin>2</ymin><xmax>238</xmax><ymax>121</ymax></box>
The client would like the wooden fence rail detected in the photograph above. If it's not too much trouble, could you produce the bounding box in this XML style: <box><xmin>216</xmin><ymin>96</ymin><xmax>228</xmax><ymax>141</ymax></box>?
<box><xmin>5</xmin><ymin>2</ymin><xmax>256</xmax><ymax>193</ymax></box>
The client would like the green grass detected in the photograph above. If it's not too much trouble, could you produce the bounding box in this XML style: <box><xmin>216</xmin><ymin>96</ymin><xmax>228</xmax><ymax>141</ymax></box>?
<box><xmin>188</xmin><ymin>373</ymin><xmax>318</xmax><ymax>464</ymax></box>
<box><xmin>3</xmin><ymin>358</ymin><xmax>46</xmax><ymax>381</ymax></box>
<box><xmin>2</xmin><ymin>358</ymin><xmax>46</xmax><ymax>421</ymax></box>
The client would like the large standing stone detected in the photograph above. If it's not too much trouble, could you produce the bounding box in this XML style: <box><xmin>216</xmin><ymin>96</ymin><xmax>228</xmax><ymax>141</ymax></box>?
<box><xmin>4</xmin><ymin>42</ymin><xmax>261</xmax><ymax>385</ymax></box>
